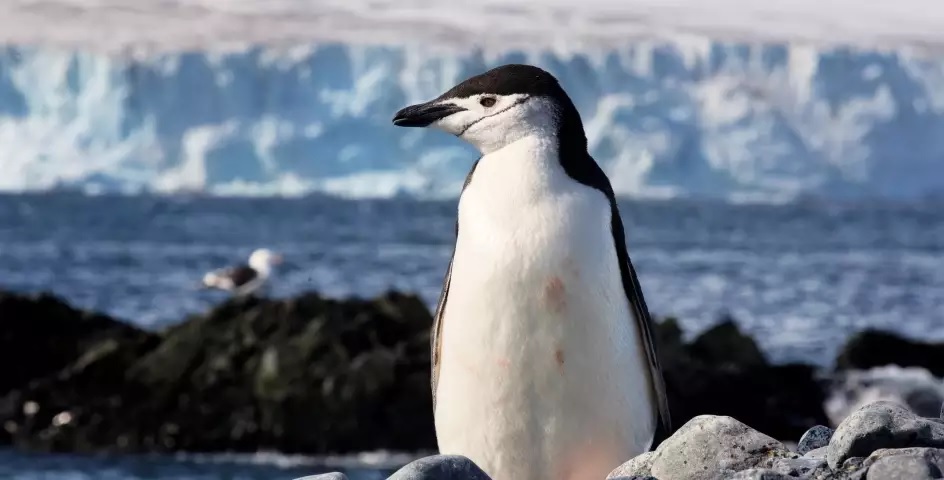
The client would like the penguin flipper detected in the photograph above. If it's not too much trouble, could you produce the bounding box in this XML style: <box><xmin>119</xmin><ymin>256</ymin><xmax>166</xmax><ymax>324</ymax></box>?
<box><xmin>430</xmin><ymin>257</ymin><xmax>451</xmax><ymax>412</ymax></box>
<box><xmin>609</xmin><ymin>191</ymin><xmax>673</xmax><ymax>449</ymax></box>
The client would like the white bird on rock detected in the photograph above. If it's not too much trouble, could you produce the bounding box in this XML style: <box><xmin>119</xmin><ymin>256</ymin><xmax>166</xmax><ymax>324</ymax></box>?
<box><xmin>201</xmin><ymin>248</ymin><xmax>283</xmax><ymax>296</ymax></box>
<box><xmin>392</xmin><ymin>64</ymin><xmax>671</xmax><ymax>480</ymax></box>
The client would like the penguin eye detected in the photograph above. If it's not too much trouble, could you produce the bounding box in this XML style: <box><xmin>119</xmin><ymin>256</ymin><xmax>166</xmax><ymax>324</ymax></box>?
<box><xmin>479</xmin><ymin>97</ymin><xmax>496</xmax><ymax>108</ymax></box>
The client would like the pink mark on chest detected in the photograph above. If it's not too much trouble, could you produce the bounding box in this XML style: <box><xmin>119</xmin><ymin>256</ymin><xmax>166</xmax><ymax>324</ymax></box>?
<box><xmin>555</xmin><ymin>441</ymin><xmax>624</xmax><ymax>480</ymax></box>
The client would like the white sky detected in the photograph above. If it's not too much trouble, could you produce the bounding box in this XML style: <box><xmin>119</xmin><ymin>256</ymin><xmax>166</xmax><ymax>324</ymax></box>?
<box><xmin>2</xmin><ymin>0</ymin><xmax>944</xmax><ymax>53</ymax></box>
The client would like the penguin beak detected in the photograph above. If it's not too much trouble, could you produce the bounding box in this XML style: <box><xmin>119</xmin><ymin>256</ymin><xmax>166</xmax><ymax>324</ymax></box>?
<box><xmin>392</xmin><ymin>101</ymin><xmax>466</xmax><ymax>127</ymax></box>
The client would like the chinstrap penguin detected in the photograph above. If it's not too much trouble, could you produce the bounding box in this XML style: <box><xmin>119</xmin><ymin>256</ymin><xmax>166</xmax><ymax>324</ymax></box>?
<box><xmin>392</xmin><ymin>64</ymin><xmax>671</xmax><ymax>480</ymax></box>
<box><xmin>202</xmin><ymin>248</ymin><xmax>283</xmax><ymax>296</ymax></box>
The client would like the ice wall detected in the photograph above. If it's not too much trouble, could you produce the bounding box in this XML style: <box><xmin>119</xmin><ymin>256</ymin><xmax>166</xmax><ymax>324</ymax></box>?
<box><xmin>1</xmin><ymin>41</ymin><xmax>943</xmax><ymax>200</ymax></box>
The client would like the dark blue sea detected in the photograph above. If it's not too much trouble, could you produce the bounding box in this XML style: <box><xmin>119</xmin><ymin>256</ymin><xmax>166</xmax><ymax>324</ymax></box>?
<box><xmin>1</xmin><ymin>192</ymin><xmax>943</xmax><ymax>478</ymax></box>
<box><xmin>0</xmin><ymin>450</ymin><xmax>402</xmax><ymax>479</ymax></box>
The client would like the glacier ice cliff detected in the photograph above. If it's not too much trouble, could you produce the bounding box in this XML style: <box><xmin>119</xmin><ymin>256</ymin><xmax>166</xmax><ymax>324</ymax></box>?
<box><xmin>0</xmin><ymin>41</ymin><xmax>943</xmax><ymax>201</ymax></box>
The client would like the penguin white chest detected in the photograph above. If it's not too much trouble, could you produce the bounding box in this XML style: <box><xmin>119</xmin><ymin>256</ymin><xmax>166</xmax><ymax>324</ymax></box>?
<box><xmin>434</xmin><ymin>138</ymin><xmax>655</xmax><ymax>480</ymax></box>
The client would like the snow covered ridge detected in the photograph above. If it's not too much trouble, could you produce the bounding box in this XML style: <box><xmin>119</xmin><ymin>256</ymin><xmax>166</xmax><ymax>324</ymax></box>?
<box><xmin>4</xmin><ymin>0</ymin><xmax>944</xmax><ymax>54</ymax></box>
<box><xmin>1</xmin><ymin>40</ymin><xmax>944</xmax><ymax>200</ymax></box>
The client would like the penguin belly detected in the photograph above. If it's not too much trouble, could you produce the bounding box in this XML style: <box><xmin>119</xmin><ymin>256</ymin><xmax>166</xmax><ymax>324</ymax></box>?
<box><xmin>434</xmin><ymin>174</ymin><xmax>656</xmax><ymax>480</ymax></box>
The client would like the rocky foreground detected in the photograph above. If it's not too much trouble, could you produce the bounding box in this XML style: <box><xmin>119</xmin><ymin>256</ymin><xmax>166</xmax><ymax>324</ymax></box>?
<box><xmin>0</xmin><ymin>289</ymin><xmax>940</xmax><ymax>459</ymax></box>
<box><xmin>301</xmin><ymin>401</ymin><xmax>944</xmax><ymax>479</ymax></box>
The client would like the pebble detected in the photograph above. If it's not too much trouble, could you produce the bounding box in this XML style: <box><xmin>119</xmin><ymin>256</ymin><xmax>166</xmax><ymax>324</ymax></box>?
<box><xmin>727</xmin><ymin>469</ymin><xmax>790</xmax><ymax>480</ymax></box>
<box><xmin>827</xmin><ymin>401</ymin><xmax>944</xmax><ymax>469</ymax></box>
<box><xmin>802</xmin><ymin>446</ymin><xmax>828</xmax><ymax>460</ymax></box>
<box><xmin>862</xmin><ymin>448</ymin><xmax>944</xmax><ymax>480</ymax></box>
<box><xmin>797</xmin><ymin>425</ymin><xmax>834</xmax><ymax>455</ymax></box>
<box><xmin>648</xmin><ymin>415</ymin><xmax>792</xmax><ymax>480</ymax></box>
<box><xmin>768</xmin><ymin>455</ymin><xmax>827</xmax><ymax>477</ymax></box>
<box><xmin>606</xmin><ymin>451</ymin><xmax>654</xmax><ymax>478</ymax></box>
<box><xmin>387</xmin><ymin>455</ymin><xmax>491</xmax><ymax>480</ymax></box>
<box><xmin>841</xmin><ymin>456</ymin><xmax>867</xmax><ymax>472</ymax></box>
<box><xmin>293</xmin><ymin>474</ymin><xmax>348</xmax><ymax>480</ymax></box>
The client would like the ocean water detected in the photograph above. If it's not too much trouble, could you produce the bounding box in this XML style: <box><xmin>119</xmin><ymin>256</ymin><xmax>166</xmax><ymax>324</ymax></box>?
<box><xmin>1</xmin><ymin>192</ymin><xmax>942</xmax><ymax>366</ymax></box>
<box><xmin>0</xmin><ymin>192</ymin><xmax>943</xmax><ymax>478</ymax></box>
<box><xmin>0</xmin><ymin>450</ymin><xmax>402</xmax><ymax>480</ymax></box>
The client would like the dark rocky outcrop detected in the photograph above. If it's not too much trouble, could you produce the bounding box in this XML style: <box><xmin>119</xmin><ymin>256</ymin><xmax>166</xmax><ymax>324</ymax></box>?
<box><xmin>829</xmin><ymin>331</ymin><xmax>944</xmax><ymax>423</ymax></box>
<box><xmin>0</xmin><ymin>291</ymin><xmax>153</xmax><ymax>396</ymax></box>
<box><xmin>656</xmin><ymin>318</ymin><xmax>829</xmax><ymax>442</ymax></box>
<box><xmin>0</xmin><ymin>290</ymin><xmax>829</xmax><ymax>454</ymax></box>
<box><xmin>0</xmin><ymin>291</ymin><xmax>435</xmax><ymax>453</ymax></box>
<box><xmin>836</xmin><ymin>330</ymin><xmax>944</xmax><ymax>377</ymax></box>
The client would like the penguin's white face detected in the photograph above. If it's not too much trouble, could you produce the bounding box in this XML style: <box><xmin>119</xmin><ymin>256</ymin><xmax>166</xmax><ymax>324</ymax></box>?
<box><xmin>433</xmin><ymin>94</ymin><xmax>560</xmax><ymax>154</ymax></box>
<box><xmin>393</xmin><ymin>64</ymin><xmax>572</xmax><ymax>155</ymax></box>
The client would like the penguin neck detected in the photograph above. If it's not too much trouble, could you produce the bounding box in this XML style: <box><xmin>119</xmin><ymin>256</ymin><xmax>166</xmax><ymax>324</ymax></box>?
<box><xmin>459</xmin><ymin>123</ymin><xmax>605</xmax><ymax>251</ymax></box>
<box><xmin>465</xmin><ymin>137</ymin><xmax>577</xmax><ymax>222</ymax></box>
<box><xmin>483</xmin><ymin>113</ymin><xmax>588</xmax><ymax>184</ymax></box>
<box><xmin>480</xmin><ymin>133</ymin><xmax>561</xmax><ymax>191</ymax></box>
<box><xmin>552</xmin><ymin>101</ymin><xmax>595</xmax><ymax>179</ymax></box>
<box><xmin>551</xmin><ymin>103</ymin><xmax>613</xmax><ymax>199</ymax></box>
<box><xmin>249</xmin><ymin>260</ymin><xmax>272</xmax><ymax>277</ymax></box>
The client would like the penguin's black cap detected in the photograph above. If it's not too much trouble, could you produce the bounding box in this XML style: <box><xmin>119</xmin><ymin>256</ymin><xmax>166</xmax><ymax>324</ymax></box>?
<box><xmin>435</xmin><ymin>64</ymin><xmax>567</xmax><ymax>100</ymax></box>
<box><xmin>392</xmin><ymin>64</ymin><xmax>573</xmax><ymax>127</ymax></box>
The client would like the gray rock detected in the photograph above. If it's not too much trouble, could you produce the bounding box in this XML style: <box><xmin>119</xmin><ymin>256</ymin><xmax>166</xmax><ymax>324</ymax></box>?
<box><xmin>842</xmin><ymin>456</ymin><xmax>867</xmax><ymax>471</ymax></box>
<box><xmin>648</xmin><ymin>415</ymin><xmax>792</xmax><ymax>480</ymax></box>
<box><xmin>387</xmin><ymin>455</ymin><xmax>491</xmax><ymax>480</ymax></box>
<box><xmin>797</xmin><ymin>425</ymin><xmax>834</xmax><ymax>455</ymax></box>
<box><xmin>769</xmin><ymin>455</ymin><xmax>827</xmax><ymax>477</ymax></box>
<box><xmin>827</xmin><ymin>401</ymin><xmax>944</xmax><ymax>469</ymax></box>
<box><xmin>293</xmin><ymin>474</ymin><xmax>348</xmax><ymax>480</ymax></box>
<box><xmin>726</xmin><ymin>469</ymin><xmax>789</xmax><ymax>480</ymax></box>
<box><xmin>863</xmin><ymin>448</ymin><xmax>944</xmax><ymax>480</ymax></box>
<box><xmin>607</xmin><ymin>451</ymin><xmax>655</xmax><ymax>478</ymax></box>
<box><xmin>802</xmin><ymin>446</ymin><xmax>828</xmax><ymax>460</ymax></box>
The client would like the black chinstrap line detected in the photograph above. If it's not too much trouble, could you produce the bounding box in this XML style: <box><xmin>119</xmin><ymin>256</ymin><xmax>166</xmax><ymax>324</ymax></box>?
<box><xmin>456</xmin><ymin>96</ymin><xmax>531</xmax><ymax>136</ymax></box>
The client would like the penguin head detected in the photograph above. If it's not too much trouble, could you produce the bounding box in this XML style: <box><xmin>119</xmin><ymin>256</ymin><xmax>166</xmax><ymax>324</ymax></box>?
<box><xmin>248</xmin><ymin>248</ymin><xmax>282</xmax><ymax>271</ymax></box>
<box><xmin>393</xmin><ymin>64</ymin><xmax>581</xmax><ymax>154</ymax></box>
